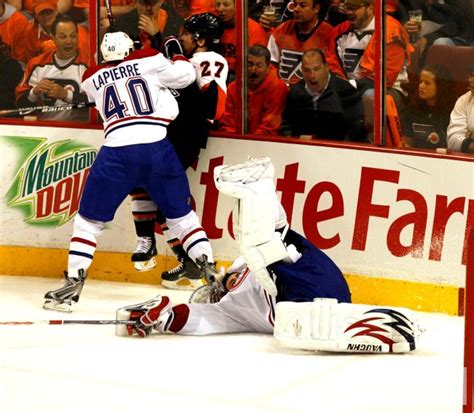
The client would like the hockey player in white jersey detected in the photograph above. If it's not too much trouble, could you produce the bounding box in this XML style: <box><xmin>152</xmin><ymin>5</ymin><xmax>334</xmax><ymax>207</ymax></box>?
<box><xmin>129</xmin><ymin>13</ymin><xmax>229</xmax><ymax>290</ymax></box>
<box><xmin>43</xmin><ymin>31</ymin><xmax>219</xmax><ymax>312</ymax></box>
<box><xmin>117</xmin><ymin>158</ymin><xmax>422</xmax><ymax>354</ymax></box>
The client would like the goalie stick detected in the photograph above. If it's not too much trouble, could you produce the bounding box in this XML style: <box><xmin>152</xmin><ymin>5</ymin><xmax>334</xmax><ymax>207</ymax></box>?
<box><xmin>0</xmin><ymin>319</ymin><xmax>135</xmax><ymax>326</ymax></box>
<box><xmin>0</xmin><ymin>102</ymin><xmax>95</xmax><ymax>117</ymax></box>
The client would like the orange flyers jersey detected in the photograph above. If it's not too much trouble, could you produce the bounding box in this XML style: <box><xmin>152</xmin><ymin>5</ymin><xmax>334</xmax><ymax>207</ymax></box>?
<box><xmin>0</xmin><ymin>4</ymin><xmax>31</xmax><ymax>63</ymax></box>
<box><xmin>325</xmin><ymin>15</ymin><xmax>412</xmax><ymax>88</ymax></box>
<box><xmin>23</xmin><ymin>21</ymin><xmax>91</xmax><ymax>64</ymax></box>
<box><xmin>268</xmin><ymin>19</ymin><xmax>332</xmax><ymax>85</ymax></box>
<box><xmin>15</xmin><ymin>50</ymin><xmax>88</xmax><ymax>122</ymax></box>
<box><xmin>190</xmin><ymin>51</ymin><xmax>228</xmax><ymax>120</ymax></box>
<box><xmin>220</xmin><ymin>18</ymin><xmax>268</xmax><ymax>72</ymax></box>
<box><xmin>190</xmin><ymin>0</ymin><xmax>216</xmax><ymax>15</ymax></box>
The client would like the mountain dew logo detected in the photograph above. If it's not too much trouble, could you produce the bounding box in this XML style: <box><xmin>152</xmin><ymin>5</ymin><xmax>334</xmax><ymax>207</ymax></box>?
<box><xmin>5</xmin><ymin>137</ymin><xmax>97</xmax><ymax>226</ymax></box>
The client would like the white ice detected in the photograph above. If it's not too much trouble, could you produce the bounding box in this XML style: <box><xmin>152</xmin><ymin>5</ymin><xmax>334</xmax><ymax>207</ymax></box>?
<box><xmin>0</xmin><ymin>276</ymin><xmax>465</xmax><ymax>413</ymax></box>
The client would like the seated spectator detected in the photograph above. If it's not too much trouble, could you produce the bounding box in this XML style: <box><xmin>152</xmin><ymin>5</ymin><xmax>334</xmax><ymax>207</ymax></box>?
<box><xmin>325</xmin><ymin>0</ymin><xmax>413</xmax><ymax>111</ymax></box>
<box><xmin>280</xmin><ymin>48</ymin><xmax>367</xmax><ymax>141</ymax></box>
<box><xmin>401</xmin><ymin>64</ymin><xmax>456</xmax><ymax>149</ymax></box>
<box><xmin>394</xmin><ymin>0</ymin><xmax>470</xmax><ymax>71</ymax></box>
<box><xmin>0</xmin><ymin>0</ymin><xmax>30</xmax><ymax>64</ymax></box>
<box><xmin>114</xmin><ymin>0</ymin><xmax>184</xmax><ymax>47</ymax></box>
<box><xmin>447</xmin><ymin>67</ymin><xmax>474</xmax><ymax>154</ymax></box>
<box><xmin>218</xmin><ymin>44</ymin><xmax>289</xmax><ymax>135</ymax></box>
<box><xmin>216</xmin><ymin>0</ymin><xmax>268</xmax><ymax>80</ymax></box>
<box><xmin>267</xmin><ymin>0</ymin><xmax>332</xmax><ymax>86</ymax></box>
<box><xmin>15</xmin><ymin>15</ymin><xmax>88</xmax><ymax>121</ymax></box>
<box><xmin>0</xmin><ymin>41</ymin><xmax>23</xmax><ymax>110</ymax></box>
<box><xmin>23</xmin><ymin>0</ymin><xmax>90</xmax><ymax>62</ymax></box>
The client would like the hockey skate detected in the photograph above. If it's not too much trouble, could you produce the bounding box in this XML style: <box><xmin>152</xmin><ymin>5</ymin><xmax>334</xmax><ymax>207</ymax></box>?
<box><xmin>161</xmin><ymin>256</ymin><xmax>204</xmax><ymax>290</ymax></box>
<box><xmin>132</xmin><ymin>236</ymin><xmax>157</xmax><ymax>271</ymax></box>
<box><xmin>43</xmin><ymin>269</ymin><xmax>87</xmax><ymax>312</ymax></box>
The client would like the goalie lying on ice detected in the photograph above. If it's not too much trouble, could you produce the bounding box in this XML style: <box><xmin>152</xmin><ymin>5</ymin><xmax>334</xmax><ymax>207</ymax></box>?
<box><xmin>116</xmin><ymin>158</ymin><xmax>422</xmax><ymax>353</ymax></box>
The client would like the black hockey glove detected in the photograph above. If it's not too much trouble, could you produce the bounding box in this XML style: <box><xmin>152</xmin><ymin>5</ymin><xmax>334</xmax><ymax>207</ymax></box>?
<box><xmin>161</xmin><ymin>36</ymin><xmax>184</xmax><ymax>59</ymax></box>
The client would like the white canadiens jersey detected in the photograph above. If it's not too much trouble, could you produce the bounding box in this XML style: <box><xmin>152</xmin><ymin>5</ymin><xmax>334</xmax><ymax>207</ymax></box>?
<box><xmin>181</xmin><ymin>265</ymin><xmax>276</xmax><ymax>335</ymax></box>
<box><xmin>81</xmin><ymin>48</ymin><xmax>196</xmax><ymax>147</ymax></box>
<box><xmin>190</xmin><ymin>51</ymin><xmax>228</xmax><ymax>93</ymax></box>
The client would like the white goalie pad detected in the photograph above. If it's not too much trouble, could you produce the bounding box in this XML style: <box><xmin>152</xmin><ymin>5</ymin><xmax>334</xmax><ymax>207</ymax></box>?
<box><xmin>274</xmin><ymin>299</ymin><xmax>423</xmax><ymax>353</ymax></box>
<box><xmin>214</xmin><ymin>158</ymin><xmax>288</xmax><ymax>296</ymax></box>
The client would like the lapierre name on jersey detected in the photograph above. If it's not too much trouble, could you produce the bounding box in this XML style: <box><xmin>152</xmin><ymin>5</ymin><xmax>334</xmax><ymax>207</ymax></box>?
<box><xmin>91</xmin><ymin>63</ymin><xmax>141</xmax><ymax>91</ymax></box>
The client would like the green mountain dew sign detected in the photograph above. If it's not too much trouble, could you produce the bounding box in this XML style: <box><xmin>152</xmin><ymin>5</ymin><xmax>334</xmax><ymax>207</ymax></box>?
<box><xmin>5</xmin><ymin>136</ymin><xmax>97</xmax><ymax>226</ymax></box>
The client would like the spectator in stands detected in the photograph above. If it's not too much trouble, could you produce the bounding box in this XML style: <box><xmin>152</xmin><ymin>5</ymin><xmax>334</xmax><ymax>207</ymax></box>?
<box><xmin>268</xmin><ymin>0</ymin><xmax>332</xmax><ymax>86</ymax></box>
<box><xmin>216</xmin><ymin>0</ymin><xmax>268</xmax><ymax>81</ymax></box>
<box><xmin>15</xmin><ymin>15</ymin><xmax>88</xmax><ymax>121</ymax></box>
<box><xmin>401</xmin><ymin>64</ymin><xmax>456</xmax><ymax>149</ymax></box>
<box><xmin>0</xmin><ymin>41</ymin><xmax>23</xmax><ymax>111</ymax></box>
<box><xmin>447</xmin><ymin>67</ymin><xmax>474</xmax><ymax>154</ymax></box>
<box><xmin>218</xmin><ymin>44</ymin><xmax>288</xmax><ymax>135</ymax></box>
<box><xmin>325</xmin><ymin>0</ymin><xmax>413</xmax><ymax>111</ymax></box>
<box><xmin>253</xmin><ymin>0</ymin><xmax>291</xmax><ymax>31</ymax></box>
<box><xmin>114</xmin><ymin>0</ymin><xmax>184</xmax><ymax>47</ymax></box>
<box><xmin>0</xmin><ymin>0</ymin><xmax>30</xmax><ymax>64</ymax></box>
<box><xmin>393</xmin><ymin>0</ymin><xmax>470</xmax><ymax>71</ymax></box>
<box><xmin>23</xmin><ymin>0</ymin><xmax>90</xmax><ymax>62</ymax></box>
<box><xmin>188</xmin><ymin>0</ymin><xmax>216</xmax><ymax>16</ymax></box>
<box><xmin>280</xmin><ymin>48</ymin><xmax>367</xmax><ymax>141</ymax></box>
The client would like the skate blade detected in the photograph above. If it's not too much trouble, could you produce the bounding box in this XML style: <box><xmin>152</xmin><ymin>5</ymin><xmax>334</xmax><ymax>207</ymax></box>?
<box><xmin>43</xmin><ymin>300</ymin><xmax>73</xmax><ymax>313</ymax></box>
<box><xmin>161</xmin><ymin>277</ymin><xmax>204</xmax><ymax>291</ymax></box>
<box><xmin>134</xmin><ymin>257</ymin><xmax>157</xmax><ymax>272</ymax></box>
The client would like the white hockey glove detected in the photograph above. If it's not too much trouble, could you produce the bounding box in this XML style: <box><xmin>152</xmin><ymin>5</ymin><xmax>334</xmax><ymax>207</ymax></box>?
<box><xmin>116</xmin><ymin>295</ymin><xmax>172</xmax><ymax>337</ymax></box>
<box><xmin>161</xmin><ymin>36</ymin><xmax>184</xmax><ymax>59</ymax></box>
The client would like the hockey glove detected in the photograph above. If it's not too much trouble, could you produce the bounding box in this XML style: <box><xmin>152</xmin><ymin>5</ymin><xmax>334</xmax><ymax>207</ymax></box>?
<box><xmin>116</xmin><ymin>295</ymin><xmax>172</xmax><ymax>337</ymax></box>
<box><xmin>161</xmin><ymin>36</ymin><xmax>184</xmax><ymax>59</ymax></box>
<box><xmin>189</xmin><ymin>280</ymin><xmax>226</xmax><ymax>304</ymax></box>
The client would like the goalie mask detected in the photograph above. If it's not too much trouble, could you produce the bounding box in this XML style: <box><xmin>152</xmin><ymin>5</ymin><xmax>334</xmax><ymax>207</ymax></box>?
<box><xmin>183</xmin><ymin>13</ymin><xmax>223</xmax><ymax>50</ymax></box>
<box><xmin>100</xmin><ymin>31</ymin><xmax>134</xmax><ymax>62</ymax></box>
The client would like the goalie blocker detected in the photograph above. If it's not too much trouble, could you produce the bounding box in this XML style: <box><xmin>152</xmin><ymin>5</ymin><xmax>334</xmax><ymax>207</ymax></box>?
<box><xmin>274</xmin><ymin>298</ymin><xmax>422</xmax><ymax>353</ymax></box>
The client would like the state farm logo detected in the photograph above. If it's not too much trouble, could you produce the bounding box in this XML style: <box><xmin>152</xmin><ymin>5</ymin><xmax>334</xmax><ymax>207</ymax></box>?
<box><xmin>6</xmin><ymin>138</ymin><xmax>97</xmax><ymax>226</ymax></box>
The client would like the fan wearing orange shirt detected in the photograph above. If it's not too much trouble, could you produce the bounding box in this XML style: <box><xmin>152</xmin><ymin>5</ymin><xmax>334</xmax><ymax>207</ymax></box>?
<box><xmin>219</xmin><ymin>44</ymin><xmax>288</xmax><ymax>136</ymax></box>
<box><xmin>268</xmin><ymin>0</ymin><xmax>332</xmax><ymax>86</ymax></box>
<box><xmin>0</xmin><ymin>0</ymin><xmax>30</xmax><ymax>63</ymax></box>
<box><xmin>215</xmin><ymin>0</ymin><xmax>268</xmax><ymax>79</ymax></box>
<box><xmin>23</xmin><ymin>0</ymin><xmax>90</xmax><ymax>63</ymax></box>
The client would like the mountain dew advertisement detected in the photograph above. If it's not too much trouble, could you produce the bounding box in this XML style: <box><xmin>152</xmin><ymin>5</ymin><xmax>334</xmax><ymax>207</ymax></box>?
<box><xmin>4</xmin><ymin>136</ymin><xmax>97</xmax><ymax>226</ymax></box>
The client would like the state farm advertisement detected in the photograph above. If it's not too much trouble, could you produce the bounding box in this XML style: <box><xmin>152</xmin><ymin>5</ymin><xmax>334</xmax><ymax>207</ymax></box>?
<box><xmin>1</xmin><ymin>126</ymin><xmax>472</xmax><ymax>287</ymax></box>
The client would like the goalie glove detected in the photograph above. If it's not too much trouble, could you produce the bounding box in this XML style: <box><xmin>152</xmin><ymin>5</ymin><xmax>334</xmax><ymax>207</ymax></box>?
<box><xmin>161</xmin><ymin>36</ymin><xmax>184</xmax><ymax>59</ymax></box>
<box><xmin>116</xmin><ymin>295</ymin><xmax>172</xmax><ymax>337</ymax></box>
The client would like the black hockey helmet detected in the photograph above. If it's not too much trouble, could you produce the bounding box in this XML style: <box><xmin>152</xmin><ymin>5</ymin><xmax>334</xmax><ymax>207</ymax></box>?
<box><xmin>184</xmin><ymin>13</ymin><xmax>223</xmax><ymax>50</ymax></box>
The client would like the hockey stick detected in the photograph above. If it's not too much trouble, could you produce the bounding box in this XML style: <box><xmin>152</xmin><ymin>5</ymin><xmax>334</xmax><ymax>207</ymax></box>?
<box><xmin>0</xmin><ymin>320</ymin><xmax>135</xmax><ymax>326</ymax></box>
<box><xmin>0</xmin><ymin>102</ymin><xmax>95</xmax><ymax>117</ymax></box>
<box><xmin>104</xmin><ymin>0</ymin><xmax>116</xmax><ymax>32</ymax></box>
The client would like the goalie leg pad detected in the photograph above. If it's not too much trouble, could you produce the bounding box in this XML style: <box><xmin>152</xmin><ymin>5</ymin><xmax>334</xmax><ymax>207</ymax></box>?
<box><xmin>274</xmin><ymin>299</ymin><xmax>422</xmax><ymax>353</ymax></box>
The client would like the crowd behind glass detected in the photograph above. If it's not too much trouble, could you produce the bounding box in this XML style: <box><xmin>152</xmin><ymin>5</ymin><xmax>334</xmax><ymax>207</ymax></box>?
<box><xmin>0</xmin><ymin>0</ymin><xmax>473</xmax><ymax>153</ymax></box>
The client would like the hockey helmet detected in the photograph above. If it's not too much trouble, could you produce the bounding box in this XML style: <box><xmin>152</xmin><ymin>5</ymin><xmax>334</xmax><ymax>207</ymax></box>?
<box><xmin>100</xmin><ymin>31</ymin><xmax>134</xmax><ymax>62</ymax></box>
<box><xmin>184</xmin><ymin>13</ymin><xmax>223</xmax><ymax>48</ymax></box>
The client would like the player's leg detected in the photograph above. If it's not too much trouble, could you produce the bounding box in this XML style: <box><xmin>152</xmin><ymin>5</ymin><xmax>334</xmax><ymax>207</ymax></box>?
<box><xmin>144</xmin><ymin>139</ymin><xmax>217</xmax><ymax>287</ymax></box>
<box><xmin>129</xmin><ymin>188</ymin><xmax>157</xmax><ymax>271</ymax></box>
<box><xmin>214</xmin><ymin>157</ymin><xmax>290</xmax><ymax>296</ymax></box>
<box><xmin>44</xmin><ymin>146</ymin><xmax>137</xmax><ymax>312</ymax></box>
<box><xmin>156</xmin><ymin>208</ymin><xmax>202</xmax><ymax>290</ymax></box>
<box><xmin>159</xmin><ymin>138</ymin><xmax>202</xmax><ymax>289</ymax></box>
